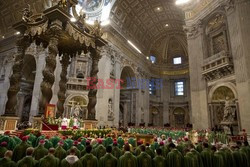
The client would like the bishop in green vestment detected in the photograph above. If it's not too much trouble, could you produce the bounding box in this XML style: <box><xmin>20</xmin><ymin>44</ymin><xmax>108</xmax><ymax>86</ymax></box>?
<box><xmin>112</xmin><ymin>142</ymin><xmax>122</xmax><ymax>160</ymax></box>
<box><xmin>0</xmin><ymin>141</ymin><xmax>8</xmax><ymax>158</ymax></box>
<box><xmin>0</xmin><ymin>151</ymin><xmax>17</xmax><ymax>167</ymax></box>
<box><xmin>166</xmin><ymin>143</ymin><xmax>183</xmax><ymax>167</ymax></box>
<box><xmin>100</xmin><ymin>146</ymin><xmax>118</xmax><ymax>167</ymax></box>
<box><xmin>117</xmin><ymin>136</ymin><xmax>124</xmax><ymax>149</ymax></box>
<box><xmin>38</xmin><ymin>148</ymin><xmax>60</xmax><ymax>167</ymax></box>
<box><xmin>200</xmin><ymin>143</ymin><xmax>213</xmax><ymax>167</ymax></box>
<box><xmin>33</xmin><ymin>140</ymin><xmax>48</xmax><ymax>160</ymax></box>
<box><xmin>153</xmin><ymin>148</ymin><xmax>166</xmax><ymax>167</ymax></box>
<box><xmin>54</xmin><ymin>141</ymin><xmax>67</xmax><ymax>160</ymax></box>
<box><xmin>61</xmin><ymin>147</ymin><xmax>83</xmax><ymax>167</ymax></box>
<box><xmin>118</xmin><ymin>144</ymin><xmax>137</xmax><ymax>167</ymax></box>
<box><xmin>137</xmin><ymin>145</ymin><xmax>152</xmax><ymax>167</ymax></box>
<box><xmin>95</xmin><ymin>140</ymin><xmax>106</xmax><ymax>159</ymax></box>
<box><xmin>80</xmin><ymin>146</ymin><xmax>98</xmax><ymax>167</ymax></box>
<box><xmin>12</xmin><ymin>136</ymin><xmax>31</xmax><ymax>162</ymax></box>
<box><xmin>17</xmin><ymin>147</ymin><xmax>37</xmax><ymax>167</ymax></box>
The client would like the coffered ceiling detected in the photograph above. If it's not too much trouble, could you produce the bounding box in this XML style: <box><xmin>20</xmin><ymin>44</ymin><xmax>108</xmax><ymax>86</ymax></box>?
<box><xmin>109</xmin><ymin>0</ymin><xmax>186</xmax><ymax>53</ymax></box>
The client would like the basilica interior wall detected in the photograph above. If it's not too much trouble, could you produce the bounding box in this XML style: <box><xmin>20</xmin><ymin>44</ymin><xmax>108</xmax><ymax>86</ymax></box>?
<box><xmin>0</xmin><ymin>0</ymin><xmax>193</xmax><ymax>128</ymax></box>
<box><xmin>184</xmin><ymin>0</ymin><xmax>250</xmax><ymax>132</ymax></box>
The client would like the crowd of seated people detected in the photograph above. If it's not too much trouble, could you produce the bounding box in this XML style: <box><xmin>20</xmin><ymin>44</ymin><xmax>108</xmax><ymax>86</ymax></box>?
<box><xmin>0</xmin><ymin>129</ymin><xmax>249</xmax><ymax>167</ymax></box>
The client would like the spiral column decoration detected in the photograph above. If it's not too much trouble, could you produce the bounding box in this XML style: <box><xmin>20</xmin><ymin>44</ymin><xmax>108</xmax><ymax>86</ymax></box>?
<box><xmin>38</xmin><ymin>37</ymin><xmax>58</xmax><ymax>115</ymax></box>
<box><xmin>4</xmin><ymin>35</ymin><xmax>30</xmax><ymax>116</ymax></box>
<box><xmin>87</xmin><ymin>48</ymin><xmax>101</xmax><ymax>120</ymax></box>
<box><xmin>56</xmin><ymin>54</ymin><xmax>70</xmax><ymax>117</ymax></box>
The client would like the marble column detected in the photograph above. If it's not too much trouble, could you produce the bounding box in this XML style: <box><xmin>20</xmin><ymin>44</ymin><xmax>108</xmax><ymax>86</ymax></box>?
<box><xmin>57</xmin><ymin>54</ymin><xmax>70</xmax><ymax>117</ymax></box>
<box><xmin>39</xmin><ymin>37</ymin><xmax>58</xmax><ymax>115</ymax></box>
<box><xmin>29</xmin><ymin>48</ymin><xmax>46</xmax><ymax>120</ymax></box>
<box><xmin>87</xmin><ymin>48</ymin><xmax>101</xmax><ymax>120</ymax></box>
<box><xmin>227</xmin><ymin>0</ymin><xmax>250</xmax><ymax>132</ymax></box>
<box><xmin>4</xmin><ymin>35</ymin><xmax>30</xmax><ymax>116</ymax></box>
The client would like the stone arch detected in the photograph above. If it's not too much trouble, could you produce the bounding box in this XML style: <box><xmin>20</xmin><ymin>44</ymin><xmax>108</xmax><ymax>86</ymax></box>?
<box><xmin>173</xmin><ymin>107</ymin><xmax>186</xmax><ymax>127</ymax></box>
<box><xmin>120</xmin><ymin>66</ymin><xmax>137</xmax><ymax>89</ymax></box>
<box><xmin>64</xmin><ymin>94</ymin><xmax>88</xmax><ymax>119</ymax></box>
<box><xmin>208</xmin><ymin>84</ymin><xmax>238</xmax><ymax>129</ymax></box>
<box><xmin>119</xmin><ymin>66</ymin><xmax>137</xmax><ymax>127</ymax></box>
<box><xmin>208</xmin><ymin>83</ymin><xmax>237</xmax><ymax>103</ymax></box>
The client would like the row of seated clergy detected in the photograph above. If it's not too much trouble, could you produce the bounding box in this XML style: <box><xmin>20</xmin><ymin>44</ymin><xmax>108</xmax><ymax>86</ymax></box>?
<box><xmin>0</xmin><ymin>137</ymin><xmax>250</xmax><ymax>167</ymax></box>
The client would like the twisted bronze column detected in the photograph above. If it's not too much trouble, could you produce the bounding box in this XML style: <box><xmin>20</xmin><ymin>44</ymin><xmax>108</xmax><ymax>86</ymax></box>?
<box><xmin>38</xmin><ymin>37</ymin><xmax>58</xmax><ymax>115</ymax></box>
<box><xmin>56</xmin><ymin>54</ymin><xmax>70</xmax><ymax>117</ymax></box>
<box><xmin>87</xmin><ymin>48</ymin><xmax>101</xmax><ymax>120</ymax></box>
<box><xmin>4</xmin><ymin>35</ymin><xmax>30</xmax><ymax>116</ymax></box>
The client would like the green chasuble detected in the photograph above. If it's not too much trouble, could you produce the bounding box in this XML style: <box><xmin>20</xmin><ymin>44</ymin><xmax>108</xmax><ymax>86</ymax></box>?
<box><xmin>0</xmin><ymin>157</ymin><xmax>17</xmax><ymax>167</ymax></box>
<box><xmin>100</xmin><ymin>153</ymin><xmax>118</xmax><ymax>167</ymax></box>
<box><xmin>151</xmin><ymin>142</ymin><xmax>159</xmax><ymax>152</ymax></box>
<box><xmin>80</xmin><ymin>153</ymin><xmax>98</xmax><ymax>167</ymax></box>
<box><xmin>0</xmin><ymin>136</ymin><xmax>17</xmax><ymax>150</ymax></box>
<box><xmin>13</xmin><ymin>137</ymin><xmax>21</xmax><ymax>146</ymax></box>
<box><xmin>35</xmin><ymin>136</ymin><xmax>45</xmax><ymax>147</ymax></box>
<box><xmin>67</xmin><ymin>147</ymin><xmax>81</xmax><ymax>158</ymax></box>
<box><xmin>61</xmin><ymin>155</ymin><xmax>83</xmax><ymax>167</ymax></box>
<box><xmin>33</xmin><ymin>145</ymin><xmax>48</xmax><ymax>160</ymax></box>
<box><xmin>49</xmin><ymin>136</ymin><xmax>61</xmax><ymax>148</ymax></box>
<box><xmin>117</xmin><ymin>137</ymin><xmax>124</xmax><ymax>149</ymax></box>
<box><xmin>112</xmin><ymin>146</ymin><xmax>122</xmax><ymax>160</ymax></box>
<box><xmin>12</xmin><ymin>141</ymin><xmax>31</xmax><ymax>162</ymax></box>
<box><xmin>95</xmin><ymin>144</ymin><xmax>106</xmax><ymax>159</ymax></box>
<box><xmin>77</xmin><ymin>144</ymin><xmax>85</xmax><ymax>152</ymax></box>
<box><xmin>145</xmin><ymin>147</ymin><xmax>155</xmax><ymax>159</ymax></box>
<box><xmin>200</xmin><ymin>148</ymin><xmax>213</xmax><ymax>167</ymax></box>
<box><xmin>134</xmin><ymin>147</ymin><xmax>141</xmax><ymax>156</ymax></box>
<box><xmin>185</xmin><ymin>151</ymin><xmax>201</xmax><ymax>167</ymax></box>
<box><xmin>0</xmin><ymin>146</ymin><xmax>7</xmax><ymax>158</ymax></box>
<box><xmin>213</xmin><ymin>151</ymin><xmax>224</xmax><ymax>167</ymax></box>
<box><xmin>137</xmin><ymin>152</ymin><xmax>152</xmax><ymax>167</ymax></box>
<box><xmin>184</xmin><ymin>153</ymin><xmax>194</xmax><ymax>167</ymax></box>
<box><xmin>38</xmin><ymin>154</ymin><xmax>60</xmax><ymax>167</ymax></box>
<box><xmin>17</xmin><ymin>156</ymin><xmax>37</xmax><ymax>167</ymax></box>
<box><xmin>166</xmin><ymin>149</ymin><xmax>183</xmax><ymax>167</ymax></box>
<box><xmin>65</xmin><ymin>139</ymin><xmax>74</xmax><ymax>150</ymax></box>
<box><xmin>153</xmin><ymin>155</ymin><xmax>166</xmax><ymax>167</ymax></box>
<box><xmin>44</xmin><ymin>140</ymin><xmax>53</xmax><ymax>150</ymax></box>
<box><xmin>232</xmin><ymin>149</ymin><xmax>248</xmax><ymax>167</ymax></box>
<box><xmin>104</xmin><ymin>137</ymin><xmax>113</xmax><ymax>147</ymax></box>
<box><xmin>190</xmin><ymin>149</ymin><xmax>203</xmax><ymax>167</ymax></box>
<box><xmin>217</xmin><ymin>148</ymin><xmax>234</xmax><ymax>167</ymax></box>
<box><xmin>118</xmin><ymin>151</ymin><xmax>137</xmax><ymax>167</ymax></box>
<box><xmin>195</xmin><ymin>143</ymin><xmax>203</xmax><ymax>153</ymax></box>
<box><xmin>28</xmin><ymin>134</ymin><xmax>37</xmax><ymax>147</ymax></box>
<box><xmin>54</xmin><ymin>145</ymin><xmax>67</xmax><ymax>160</ymax></box>
<box><xmin>128</xmin><ymin>138</ymin><xmax>136</xmax><ymax>148</ymax></box>
<box><xmin>240</xmin><ymin>146</ymin><xmax>250</xmax><ymax>167</ymax></box>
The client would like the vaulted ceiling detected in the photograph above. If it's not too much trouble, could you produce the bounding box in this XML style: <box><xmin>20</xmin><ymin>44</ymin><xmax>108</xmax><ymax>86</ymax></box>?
<box><xmin>109</xmin><ymin>0</ymin><xmax>186</xmax><ymax>53</ymax></box>
<box><xmin>0</xmin><ymin>0</ymin><xmax>187</xmax><ymax>57</ymax></box>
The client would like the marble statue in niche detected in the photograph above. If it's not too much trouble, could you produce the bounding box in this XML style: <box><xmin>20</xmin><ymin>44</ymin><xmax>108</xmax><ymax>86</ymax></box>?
<box><xmin>108</xmin><ymin>98</ymin><xmax>114</xmax><ymax>121</ymax></box>
<box><xmin>222</xmin><ymin>97</ymin><xmax>236</xmax><ymax>122</ymax></box>
<box><xmin>71</xmin><ymin>102</ymin><xmax>82</xmax><ymax>118</ymax></box>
